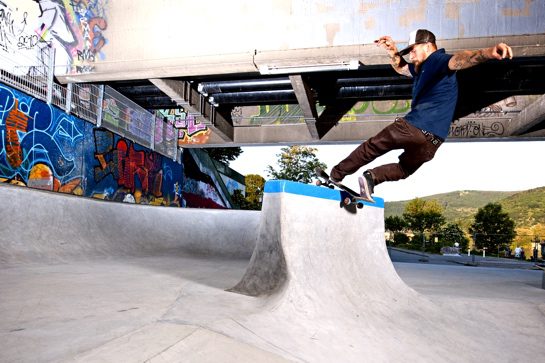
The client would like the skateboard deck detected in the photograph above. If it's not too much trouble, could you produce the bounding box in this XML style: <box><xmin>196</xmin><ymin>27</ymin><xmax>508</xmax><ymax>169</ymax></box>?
<box><xmin>314</xmin><ymin>167</ymin><xmax>374</xmax><ymax>211</ymax></box>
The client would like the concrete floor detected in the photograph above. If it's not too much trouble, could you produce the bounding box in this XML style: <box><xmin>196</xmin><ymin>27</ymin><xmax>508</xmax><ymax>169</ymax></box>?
<box><xmin>1</xmin><ymin>183</ymin><xmax>544</xmax><ymax>362</ymax></box>
<box><xmin>2</xmin><ymin>257</ymin><xmax>544</xmax><ymax>362</ymax></box>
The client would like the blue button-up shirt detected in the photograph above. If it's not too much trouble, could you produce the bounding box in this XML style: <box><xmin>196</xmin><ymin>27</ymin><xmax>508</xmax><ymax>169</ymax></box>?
<box><xmin>405</xmin><ymin>48</ymin><xmax>458</xmax><ymax>139</ymax></box>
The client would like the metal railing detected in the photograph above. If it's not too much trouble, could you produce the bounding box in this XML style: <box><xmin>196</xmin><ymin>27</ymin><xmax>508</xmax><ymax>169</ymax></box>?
<box><xmin>0</xmin><ymin>59</ymin><xmax>48</xmax><ymax>101</ymax></box>
<box><xmin>0</xmin><ymin>46</ymin><xmax>177</xmax><ymax>160</ymax></box>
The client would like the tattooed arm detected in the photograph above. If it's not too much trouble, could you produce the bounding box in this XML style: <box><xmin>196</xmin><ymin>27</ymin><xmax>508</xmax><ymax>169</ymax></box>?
<box><xmin>375</xmin><ymin>36</ymin><xmax>412</xmax><ymax>77</ymax></box>
<box><xmin>448</xmin><ymin>43</ymin><xmax>513</xmax><ymax>71</ymax></box>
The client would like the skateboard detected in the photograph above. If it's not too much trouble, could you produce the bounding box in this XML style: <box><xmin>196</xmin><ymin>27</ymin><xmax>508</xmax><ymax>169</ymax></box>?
<box><xmin>314</xmin><ymin>167</ymin><xmax>373</xmax><ymax>211</ymax></box>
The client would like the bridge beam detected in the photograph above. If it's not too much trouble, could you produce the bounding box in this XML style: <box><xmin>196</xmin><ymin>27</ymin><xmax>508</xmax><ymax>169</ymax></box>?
<box><xmin>507</xmin><ymin>94</ymin><xmax>545</xmax><ymax>136</ymax></box>
<box><xmin>289</xmin><ymin>75</ymin><xmax>319</xmax><ymax>140</ymax></box>
<box><xmin>150</xmin><ymin>79</ymin><xmax>234</xmax><ymax>142</ymax></box>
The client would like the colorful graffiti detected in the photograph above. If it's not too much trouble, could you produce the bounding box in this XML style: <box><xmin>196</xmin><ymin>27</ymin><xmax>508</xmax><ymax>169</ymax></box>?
<box><xmin>0</xmin><ymin>0</ymin><xmax>108</xmax><ymax>74</ymax></box>
<box><xmin>0</xmin><ymin>82</ymin><xmax>231</xmax><ymax>209</ymax></box>
<box><xmin>91</xmin><ymin>128</ymin><xmax>178</xmax><ymax>205</ymax></box>
<box><xmin>37</xmin><ymin>0</ymin><xmax>108</xmax><ymax>73</ymax></box>
<box><xmin>0</xmin><ymin>83</ymin><xmax>171</xmax><ymax>204</ymax></box>
<box><xmin>0</xmin><ymin>84</ymin><xmax>85</xmax><ymax>192</ymax></box>
<box><xmin>237</xmin><ymin>100</ymin><xmax>411</xmax><ymax>126</ymax></box>
<box><xmin>156</xmin><ymin>109</ymin><xmax>211</xmax><ymax>145</ymax></box>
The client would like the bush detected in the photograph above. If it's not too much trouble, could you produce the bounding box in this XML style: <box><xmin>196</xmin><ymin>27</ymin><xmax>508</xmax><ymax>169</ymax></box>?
<box><xmin>393</xmin><ymin>232</ymin><xmax>410</xmax><ymax>246</ymax></box>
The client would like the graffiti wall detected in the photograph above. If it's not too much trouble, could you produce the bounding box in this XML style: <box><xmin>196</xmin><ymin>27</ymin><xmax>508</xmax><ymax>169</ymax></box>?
<box><xmin>233</xmin><ymin>100</ymin><xmax>412</xmax><ymax>126</ymax></box>
<box><xmin>232</xmin><ymin>95</ymin><xmax>537</xmax><ymax>140</ymax></box>
<box><xmin>156</xmin><ymin>109</ymin><xmax>211</xmax><ymax>145</ymax></box>
<box><xmin>0</xmin><ymin>0</ymin><xmax>108</xmax><ymax>74</ymax></box>
<box><xmin>0</xmin><ymin>82</ymin><xmax>228</xmax><ymax>208</ymax></box>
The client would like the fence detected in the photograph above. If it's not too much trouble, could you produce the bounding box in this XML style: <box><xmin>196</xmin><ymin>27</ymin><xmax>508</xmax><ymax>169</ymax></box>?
<box><xmin>0</xmin><ymin>46</ymin><xmax>177</xmax><ymax>160</ymax></box>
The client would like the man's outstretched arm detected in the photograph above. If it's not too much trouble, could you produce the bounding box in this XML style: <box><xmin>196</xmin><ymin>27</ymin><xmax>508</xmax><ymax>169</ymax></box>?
<box><xmin>449</xmin><ymin>43</ymin><xmax>513</xmax><ymax>71</ymax></box>
<box><xmin>375</xmin><ymin>36</ymin><xmax>412</xmax><ymax>77</ymax></box>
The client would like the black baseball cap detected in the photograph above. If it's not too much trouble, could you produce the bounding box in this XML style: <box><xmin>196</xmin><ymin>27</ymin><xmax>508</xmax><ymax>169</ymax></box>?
<box><xmin>397</xmin><ymin>29</ymin><xmax>436</xmax><ymax>56</ymax></box>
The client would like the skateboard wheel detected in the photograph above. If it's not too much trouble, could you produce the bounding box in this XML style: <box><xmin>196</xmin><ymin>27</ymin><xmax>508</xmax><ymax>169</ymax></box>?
<box><xmin>316</xmin><ymin>180</ymin><xmax>322</xmax><ymax>186</ymax></box>
<box><xmin>357</xmin><ymin>203</ymin><xmax>364</xmax><ymax>209</ymax></box>
<box><xmin>343</xmin><ymin>197</ymin><xmax>351</xmax><ymax>205</ymax></box>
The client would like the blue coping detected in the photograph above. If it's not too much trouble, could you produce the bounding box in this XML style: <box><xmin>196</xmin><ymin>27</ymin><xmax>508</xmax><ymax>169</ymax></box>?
<box><xmin>264</xmin><ymin>180</ymin><xmax>384</xmax><ymax>208</ymax></box>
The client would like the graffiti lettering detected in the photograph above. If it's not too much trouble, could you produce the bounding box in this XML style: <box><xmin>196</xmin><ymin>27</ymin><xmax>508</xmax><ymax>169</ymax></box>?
<box><xmin>17</xmin><ymin>34</ymin><xmax>39</xmax><ymax>49</ymax></box>
<box><xmin>246</xmin><ymin>101</ymin><xmax>410</xmax><ymax>125</ymax></box>
<box><xmin>0</xmin><ymin>5</ymin><xmax>28</xmax><ymax>53</ymax></box>
<box><xmin>77</xmin><ymin>48</ymin><xmax>95</xmax><ymax>62</ymax></box>
<box><xmin>449</xmin><ymin>120</ymin><xmax>505</xmax><ymax>138</ymax></box>
<box><xmin>75</xmin><ymin>65</ymin><xmax>95</xmax><ymax>73</ymax></box>
<box><xmin>0</xmin><ymin>8</ymin><xmax>14</xmax><ymax>52</ymax></box>
<box><xmin>156</xmin><ymin>109</ymin><xmax>211</xmax><ymax>145</ymax></box>
<box><xmin>71</xmin><ymin>1</ymin><xmax>108</xmax><ymax>74</ymax></box>
<box><xmin>177</xmin><ymin>114</ymin><xmax>208</xmax><ymax>136</ymax></box>
<box><xmin>94</xmin><ymin>129</ymin><xmax>163</xmax><ymax>196</ymax></box>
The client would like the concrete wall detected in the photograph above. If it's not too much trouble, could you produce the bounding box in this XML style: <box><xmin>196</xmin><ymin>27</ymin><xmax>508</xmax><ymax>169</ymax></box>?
<box><xmin>0</xmin><ymin>82</ymin><xmax>228</xmax><ymax>208</ymax></box>
<box><xmin>1</xmin><ymin>1</ymin><xmax>543</xmax><ymax>77</ymax></box>
<box><xmin>103</xmin><ymin>0</ymin><xmax>545</xmax><ymax>54</ymax></box>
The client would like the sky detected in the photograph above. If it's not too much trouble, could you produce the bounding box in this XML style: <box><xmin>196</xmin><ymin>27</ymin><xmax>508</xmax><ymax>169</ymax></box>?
<box><xmin>229</xmin><ymin>140</ymin><xmax>545</xmax><ymax>202</ymax></box>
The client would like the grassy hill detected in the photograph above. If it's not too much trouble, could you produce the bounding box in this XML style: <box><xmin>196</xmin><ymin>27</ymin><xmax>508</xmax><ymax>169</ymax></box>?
<box><xmin>385</xmin><ymin>190</ymin><xmax>517</xmax><ymax>224</ymax></box>
<box><xmin>385</xmin><ymin>187</ymin><xmax>545</xmax><ymax>230</ymax></box>
<box><xmin>385</xmin><ymin>187</ymin><xmax>545</xmax><ymax>253</ymax></box>
<box><xmin>499</xmin><ymin>187</ymin><xmax>545</xmax><ymax>227</ymax></box>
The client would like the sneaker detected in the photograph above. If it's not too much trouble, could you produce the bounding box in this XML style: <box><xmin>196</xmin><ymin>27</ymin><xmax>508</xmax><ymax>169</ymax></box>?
<box><xmin>358</xmin><ymin>171</ymin><xmax>375</xmax><ymax>201</ymax></box>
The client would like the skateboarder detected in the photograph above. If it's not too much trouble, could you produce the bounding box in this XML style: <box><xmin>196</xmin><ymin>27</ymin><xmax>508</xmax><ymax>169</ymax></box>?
<box><xmin>329</xmin><ymin>29</ymin><xmax>513</xmax><ymax>200</ymax></box>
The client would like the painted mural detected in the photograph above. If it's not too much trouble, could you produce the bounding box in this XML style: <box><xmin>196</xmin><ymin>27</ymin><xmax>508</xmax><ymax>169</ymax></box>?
<box><xmin>87</xmin><ymin>127</ymin><xmax>182</xmax><ymax>206</ymax></box>
<box><xmin>0</xmin><ymin>82</ymin><xmax>228</xmax><ymax>209</ymax></box>
<box><xmin>0</xmin><ymin>0</ymin><xmax>108</xmax><ymax>75</ymax></box>
<box><xmin>0</xmin><ymin>83</ymin><xmax>86</xmax><ymax>192</ymax></box>
<box><xmin>233</xmin><ymin>100</ymin><xmax>413</xmax><ymax>127</ymax></box>
<box><xmin>156</xmin><ymin>108</ymin><xmax>211</xmax><ymax>145</ymax></box>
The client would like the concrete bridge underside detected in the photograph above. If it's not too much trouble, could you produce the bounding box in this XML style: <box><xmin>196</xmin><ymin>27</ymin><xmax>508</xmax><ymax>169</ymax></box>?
<box><xmin>23</xmin><ymin>0</ymin><xmax>545</xmax><ymax>146</ymax></box>
<box><xmin>64</xmin><ymin>35</ymin><xmax>545</xmax><ymax>146</ymax></box>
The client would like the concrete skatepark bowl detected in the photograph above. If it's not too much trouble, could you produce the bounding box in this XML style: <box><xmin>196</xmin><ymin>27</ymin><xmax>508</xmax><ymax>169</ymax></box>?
<box><xmin>1</xmin><ymin>181</ymin><xmax>544</xmax><ymax>362</ymax></box>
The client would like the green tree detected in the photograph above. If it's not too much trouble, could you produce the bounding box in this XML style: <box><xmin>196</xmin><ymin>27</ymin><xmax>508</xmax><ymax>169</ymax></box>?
<box><xmin>245</xmin><ymin>174</ymin><xmax>265</xmax><ymax>210</ymax></box>
<box><xmin>403</xmin><ymin>198</ymin><xmax>445</xmax><ymax>251</ymax></box>
<box><xmin>385</xmin><ymin>215</ymin><xmax>407</xmax><ymax>233</ymax></box>
<box><xmin>230</xmin><ymin>174</ymin><xmax>265</xmax><ymax>210</ymax></box>
<box><xmin>469</xmin><ymin>202</ymin><xmax>516</xmax><ymax>251</ymax></box>
<box><xmin>230</xmin><ymin>189</ymin><xmax>250</xmax><ymax>210</ymax></box>
<box><xmin>267</xmin><ymin>146</ymin><xmax>326</xmax><ymax>183</ymax></box>
<box><xmin>206</xmin><ymin>147</ymin><xmax>243</xmax><ymax>165</ymax></box>
<box><xmin>403</xmin><ymin>198</ymin><xmax>446</xmax><ymax>234</ymax></box>
<box><xmin>436</xmin><ymin>223</ymin><xmax>469</xmax><ymax>251</ymax></box>
<box><xmin>385</xmin><ymin>215</ymin><xmax>409</xmax><ymax>247</ymax></box>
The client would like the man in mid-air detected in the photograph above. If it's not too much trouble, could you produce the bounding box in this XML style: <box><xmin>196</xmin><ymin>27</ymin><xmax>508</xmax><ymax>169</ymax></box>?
<box><xmin>329</xmin><ymin>29</ymin><xmax>513</xmax><ymax>201</ymax></box>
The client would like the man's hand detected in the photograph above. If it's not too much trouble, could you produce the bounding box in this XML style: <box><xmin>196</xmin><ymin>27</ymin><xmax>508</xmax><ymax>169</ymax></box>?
<box><xmin>375</xmin><ymin>36</ymin><xmax>401</xmax><ymax>58</ymax></box>
<box><xmin>375</xmin><ymin>36</ymin><xmax>411</xmax><ymax>77</ymax></box>
<box><xmin>487</xmin><ymin>42</ymin><xmax>513</xmax><ymax>60</ymax></box>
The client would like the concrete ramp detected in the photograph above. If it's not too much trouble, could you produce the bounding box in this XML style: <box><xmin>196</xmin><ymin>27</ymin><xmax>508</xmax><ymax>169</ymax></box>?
<box><xmin>0</xmin><ymin>183</ymin><xmax>258</xmax><ymax>266</ymax></box>
<box><xmin>196</xmin><ymin>181</ymin><xmax>527</xmax><ymax>362</ymax></box>
<box><xmin>231</xmin><ymin>180</ymin><xmax>406</xmax><ymax>299</ymax></box>
<box><xmin>1</xmin><ymin>182</ymin><xmax>544</xmax><ymax>362</ymax></box>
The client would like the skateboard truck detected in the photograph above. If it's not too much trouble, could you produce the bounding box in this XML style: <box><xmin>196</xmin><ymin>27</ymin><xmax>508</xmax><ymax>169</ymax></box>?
<box><xmin>315</xmin><ymin>167</ymin><xmax>373</xmax><ymax>212</ymax></box>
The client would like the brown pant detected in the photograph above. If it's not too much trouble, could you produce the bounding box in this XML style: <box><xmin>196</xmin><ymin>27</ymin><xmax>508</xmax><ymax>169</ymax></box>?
<box><xmin>331</xmin><ymin>118</ymin><xmax>443</xmax><ymax>185</ymax></box>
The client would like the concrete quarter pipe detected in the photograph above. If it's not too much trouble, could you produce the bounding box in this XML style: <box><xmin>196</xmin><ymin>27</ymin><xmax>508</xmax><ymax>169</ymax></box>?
<box><xmin>1</xmin><ymin>182</ymin><xmax>544</xmax><ymax>362</ymax></box>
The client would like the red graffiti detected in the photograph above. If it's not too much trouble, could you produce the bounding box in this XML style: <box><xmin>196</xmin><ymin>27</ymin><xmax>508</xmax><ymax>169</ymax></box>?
<box><xmin>114</xmin><ymin>139</ymin><xmax>163</xmax><ymax>196</ymax></box>
<box><xmin>115</xmin><ymin>139</ymin><xmax>147</xmax><ymax>193</ymax></box>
